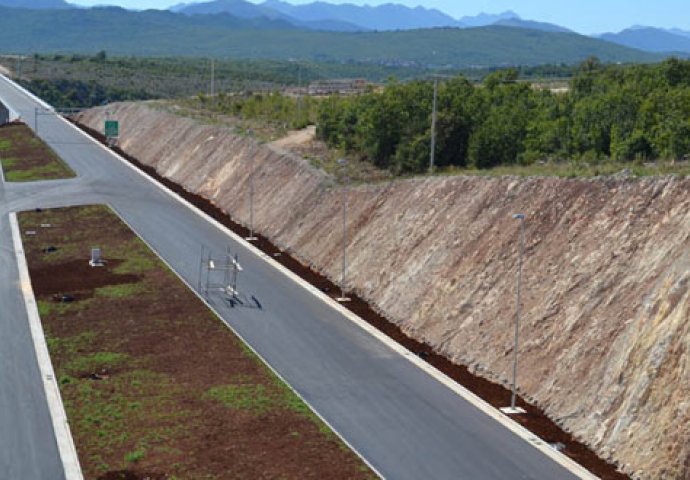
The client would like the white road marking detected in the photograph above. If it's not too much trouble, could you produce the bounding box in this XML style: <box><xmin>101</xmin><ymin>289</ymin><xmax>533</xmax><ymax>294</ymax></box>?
<box><xmin>9</xmin><ymin>213</ymin><xmax>83</xmax><ymax>480</ymax></box>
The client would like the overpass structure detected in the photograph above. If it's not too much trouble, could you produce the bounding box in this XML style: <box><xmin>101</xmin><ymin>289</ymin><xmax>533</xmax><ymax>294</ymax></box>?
<box><xmin>0</xmin><ymin>75</ymin><xmax>593</xmax><ymax>480</ymax></box>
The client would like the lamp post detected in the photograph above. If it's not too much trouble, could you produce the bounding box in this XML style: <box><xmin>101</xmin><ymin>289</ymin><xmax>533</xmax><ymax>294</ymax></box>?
<box><xmin>336</xmin><ymin>158</ymin><xmax>350</xmax><ymax>302</ymax></box>
<box><xmin>502</xmin><ymin>213</ymin><xmax>526</xmax><ymax>414</ymax></box>
<box><xmin>246</xmin><ymin>129</ymin><xmax>257</xmax><ymax>242</ymax></box>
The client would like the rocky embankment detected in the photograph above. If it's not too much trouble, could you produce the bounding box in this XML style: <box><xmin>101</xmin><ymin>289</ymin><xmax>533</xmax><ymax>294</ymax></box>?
<box><xmin>78</xmin><ymin>102</ymin><xmax>690</xmax><ymax>480</ymax></box>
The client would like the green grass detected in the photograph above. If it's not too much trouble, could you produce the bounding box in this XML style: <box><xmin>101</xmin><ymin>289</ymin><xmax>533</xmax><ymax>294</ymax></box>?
<box><xmin>1</xmin><ymin>157</ymin><xmax>17</xmax><ymax>169</ymax></box>
<box><xmin>46</xmin><ymin>330</ymin><xmax>97</xmax><ymax>356</ymax></box>
<box><xmin>64</xmin><ymin>352</ymin><xmax>129</xmax><ymax>375</ymax></box>
<box><xmin>95</xmin><ymin>282</ymin><xmax>146</xmax><ymax>298</ymax></box>
<box><xmin>124</xmin><ymin>448</ymin><xmax>146</xmax><ymax>464</ymax></box>
<box><xmin>40</xmin><ymin>243</ymin><xmax>81</xmax><ymax>264</ymax></box>
<box><xmin>38</xmin><ymin>299</ymin><xmax>89</xmax><ymax>317</ymax></box>
<box><xmin>4</xmin><ymin>163</ymin><xmax>72</xmax><ymax>182</ymax></box>
<box><xmin>110</xmin><ymin>239</ymin><xmax>157</xmax><ymax>275</ymax></box>
<box><xmin>205</xmin><ymin>371</ymin><xmax>337</xmax><ymax>439</ymax></box>
<box><xmin>205</xmin><ymin>384</ymin><xmax>275</xmax><ymax>413</ymax></box>
<box><xmin>59</xmin><ymin>368</ymin><xmax>188</xmax><ymax>471</ymax></box>
<box><xmin>0</xmin><ymin>125</ymin><xmax>75</xmax><ymax>182</ymax></box>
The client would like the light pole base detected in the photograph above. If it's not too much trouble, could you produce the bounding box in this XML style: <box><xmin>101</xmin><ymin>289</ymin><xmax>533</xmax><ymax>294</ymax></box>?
<box><xmin>245</xmin><ymin>236</ymin><xmax>258</xmax><ymax>242</ymax></box>
<box><xmin>336</xmin><ymin>297</ymin><xmax>351</xmax><ymax>303</ymax></box>
<box><xmin>500</xmin><ymin>406</ymin><xmax>526</xmax><ymax>415</ymax></box>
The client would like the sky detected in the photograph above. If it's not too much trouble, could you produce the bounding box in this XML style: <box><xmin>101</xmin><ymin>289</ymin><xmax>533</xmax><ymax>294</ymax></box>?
<box><xmin>68</xmin><ymin>0</ymin><xmax>690</xmax><ymax>35</ymax></box>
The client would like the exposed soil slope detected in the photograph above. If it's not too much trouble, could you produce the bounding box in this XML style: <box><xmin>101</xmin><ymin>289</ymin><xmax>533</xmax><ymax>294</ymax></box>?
<box><xmin>78</xmin><ymin>103</ymin><xmax>690</xmax><ymax>480</ymax></box>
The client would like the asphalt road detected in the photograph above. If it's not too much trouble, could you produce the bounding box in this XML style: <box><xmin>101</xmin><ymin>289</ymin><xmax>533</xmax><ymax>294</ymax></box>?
<box><xmin>0</xmin><ymin>174</ymin><xmax>65</xmax><ymax>479</ymax></box>
<box><xmin>0</xmin><ymin>76</ymin><xmax>583</xmax><ymax>480</ymax></box>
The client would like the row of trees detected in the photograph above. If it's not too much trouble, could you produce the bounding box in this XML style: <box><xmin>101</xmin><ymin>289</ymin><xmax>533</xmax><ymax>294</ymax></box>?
<box><xmin>316</xmin><ymin>58</ymin><xmax>690</xmax><ymax>173</ymax></box>
<box><xmin>20</xmin><ymin>79</ymin><xmax>152</xmax><ymax>109</ymax></box>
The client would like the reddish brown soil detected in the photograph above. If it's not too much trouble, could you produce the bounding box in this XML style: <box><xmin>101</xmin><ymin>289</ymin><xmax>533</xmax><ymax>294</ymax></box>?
<box><xmin>30</xmin><ymin>259</ymin><xmax>140</xmax><ymax>298</ymax></box>
<box><xmin>0</xmin><ymin>121</ymin><xmax>74</xmax><ymax>180</ymax></box>
<box><xmin>21</xmin><ymin>206</ymin><xmax>373</xmax><ymax>480</ymax></box>
<box><xmin>74</xmin><ymin>121</ymin><xmax>629</xmax><ymax>479</ymax></box>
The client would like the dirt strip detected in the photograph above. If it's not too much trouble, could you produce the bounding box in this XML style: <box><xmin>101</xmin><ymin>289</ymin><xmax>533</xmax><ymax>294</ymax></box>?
<box><xmin>20</xmin><ymin>205</ymin><xmax>374</xmax><ymax>480</ymax></box>
<box><xmin>74</xmin><ymin>120</ymin><xmax>630</xmax><ymax>479</ymax></box>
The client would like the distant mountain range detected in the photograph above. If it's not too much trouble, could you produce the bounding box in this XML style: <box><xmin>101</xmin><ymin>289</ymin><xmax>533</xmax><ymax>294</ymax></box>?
<box><xmin>668</xmin><ymin>28</ymin><xmax>690</xmax><ymax>39</ymax></box>
<box><xmin>173</xmin><ymin>0</ymin><xmax>517</xmax><ymax>31</ymax></box>
<box><xmin>600</xmin><ymin>27</ymin><xmax>690</xmax><ymax>54</ymax></box>
<box><xmin>261</xmin><ymin>0</ymin><xmax>462</xmax><ymax>30</ymax></box>
<box><xmin>457</xmin><ymin>11</ymin><xmax>518</xmax><ymax>28</ymax></box>
<box><xmin>171</xmin><ymin>0</ymin><xmax>363</xmax><ymax>31</ymax></box>
<box><xmin>494</xmin><ymin>18</ymin><xmax>572</xmax><ymax>34</ymax></box>
<box><xmin>0</xmin><ymin>0</ymin><xmax>687</xmax><ymax>63</ymax></box>
<box><xmin>172</xmin><ymin>1</ymin><xmax>564</xmax><ymax>33</ymax></box>
<box><xmin>0</xmin><ymin>5</ymin><xmax>660</xmax><ymax>66</ymax></box>
<box><xmin>0</xmin><ymin>0</ymin><xmax>70</xmax><ymax>8</ymax></box>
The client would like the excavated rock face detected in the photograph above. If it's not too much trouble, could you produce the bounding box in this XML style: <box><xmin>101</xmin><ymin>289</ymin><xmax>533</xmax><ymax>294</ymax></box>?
<box><xmin>79</xmin><ymin>103</ymin><xmax>690</xmax><ymax>480</ymax></box>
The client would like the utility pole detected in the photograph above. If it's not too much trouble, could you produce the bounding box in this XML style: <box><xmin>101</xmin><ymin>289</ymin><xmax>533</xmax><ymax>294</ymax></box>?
<box><xmin>297</xmin><ymin>62</ymin><xmax>303</xmax><ymax>125</ymax></box>
<box><xmin>336</xmin><ymin>158</ymin><xmax>350</xmax><ymax>302</ymax></box>
<box><xmin>430</xmin><ymin>77</ymin><xmax>438</xmax><ymax>174</ymax></box>
<box><xmin>210</xmin><ymin>59</ymin><xmax>215</xmax><ymax>108</ymax></box>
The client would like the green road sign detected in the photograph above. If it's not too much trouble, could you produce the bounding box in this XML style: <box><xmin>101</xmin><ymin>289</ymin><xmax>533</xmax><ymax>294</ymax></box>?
<box><xmin>105</xmin><ymin>120</ymin><xmax>119</xmax><ymax>138</ymax></box>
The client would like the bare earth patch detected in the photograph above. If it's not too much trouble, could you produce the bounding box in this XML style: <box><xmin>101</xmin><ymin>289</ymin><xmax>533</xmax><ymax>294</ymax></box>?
<box><xmin>20</xmin><ymin>205</ymin><xmax>374</xmax><ymax>480</ymax></box>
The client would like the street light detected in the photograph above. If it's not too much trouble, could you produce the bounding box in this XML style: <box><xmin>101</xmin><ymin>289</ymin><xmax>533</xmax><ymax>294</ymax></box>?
<box><xmin>336</xmin><ymin>158</ymin><xmax>350</xmax><ymax>302</ymax></box>
<box><xmin>245</xmin><ymin>129</ymin><xmax>257</xmax><ymax>242</ymax></box>
<box><xmin>502</xmin><ymin>213</ymin><xmax>526</xmax><ymax>415</ymax></box>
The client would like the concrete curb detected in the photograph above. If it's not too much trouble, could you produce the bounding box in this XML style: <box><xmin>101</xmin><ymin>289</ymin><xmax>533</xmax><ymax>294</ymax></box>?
<box><xmin>9</xmin><ymin>213</ymin><xmax>83</xmax><ymax>480</ymax></box>
<box><xmin>3</xmin><ymin>75</ymin><xmax>599</xmax><ymax>479</ymax></box>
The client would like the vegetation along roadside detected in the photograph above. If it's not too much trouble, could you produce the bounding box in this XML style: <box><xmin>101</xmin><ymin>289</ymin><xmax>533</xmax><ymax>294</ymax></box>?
<box><xmin>0</xmin><ymin>122</ymin><xmax>74</xmax><ymax>181</ymax></box>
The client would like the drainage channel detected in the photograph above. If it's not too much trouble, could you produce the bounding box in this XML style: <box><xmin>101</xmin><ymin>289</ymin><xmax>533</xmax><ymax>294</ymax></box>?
<box><xmin>72</xmin><ymin>119</ymin><xmax>629</xmax><ymax>480</ymax></box>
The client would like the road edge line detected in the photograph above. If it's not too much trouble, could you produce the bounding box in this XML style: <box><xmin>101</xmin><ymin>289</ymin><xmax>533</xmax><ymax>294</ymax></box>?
<box><xmin>106</xmin><ymin>205</ymin><xmax>386</xmax><ymax>480</ymax></box>
<box><xmin>9</xmin><ymin>213</ymin><xmax>83</xmax><ymax>480</ymax></box>
<box><xmin>1</xmin><ymin>76</ymin><xmax>598</xmax><ymax>479</ymax></box>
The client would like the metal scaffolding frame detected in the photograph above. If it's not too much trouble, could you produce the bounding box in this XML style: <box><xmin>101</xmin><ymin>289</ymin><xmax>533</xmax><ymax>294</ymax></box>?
<box><xmin>198</xmin><ymin>244</ymin><xmax>242</xmax><ymax>300</ymax></box>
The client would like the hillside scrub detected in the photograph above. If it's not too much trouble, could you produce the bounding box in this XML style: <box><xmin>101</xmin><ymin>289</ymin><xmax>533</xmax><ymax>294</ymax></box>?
<box><xmin>317</xmin><ymin>58</ymin><xmax>690</xmax><ymax>173</ymax></box>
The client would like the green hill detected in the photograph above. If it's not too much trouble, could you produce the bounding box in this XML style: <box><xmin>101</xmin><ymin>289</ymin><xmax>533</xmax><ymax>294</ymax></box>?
<box><xmin>0</xmin><ymin>6</ymin><xmax>661</xmax><ymax>66</ymax></box>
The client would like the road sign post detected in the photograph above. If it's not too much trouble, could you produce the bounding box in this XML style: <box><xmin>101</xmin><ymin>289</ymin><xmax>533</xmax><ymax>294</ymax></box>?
<box><xmin>104</xmin><ymin>120</ymin><xmax>119</xmax><ymax>145</ymax></box>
